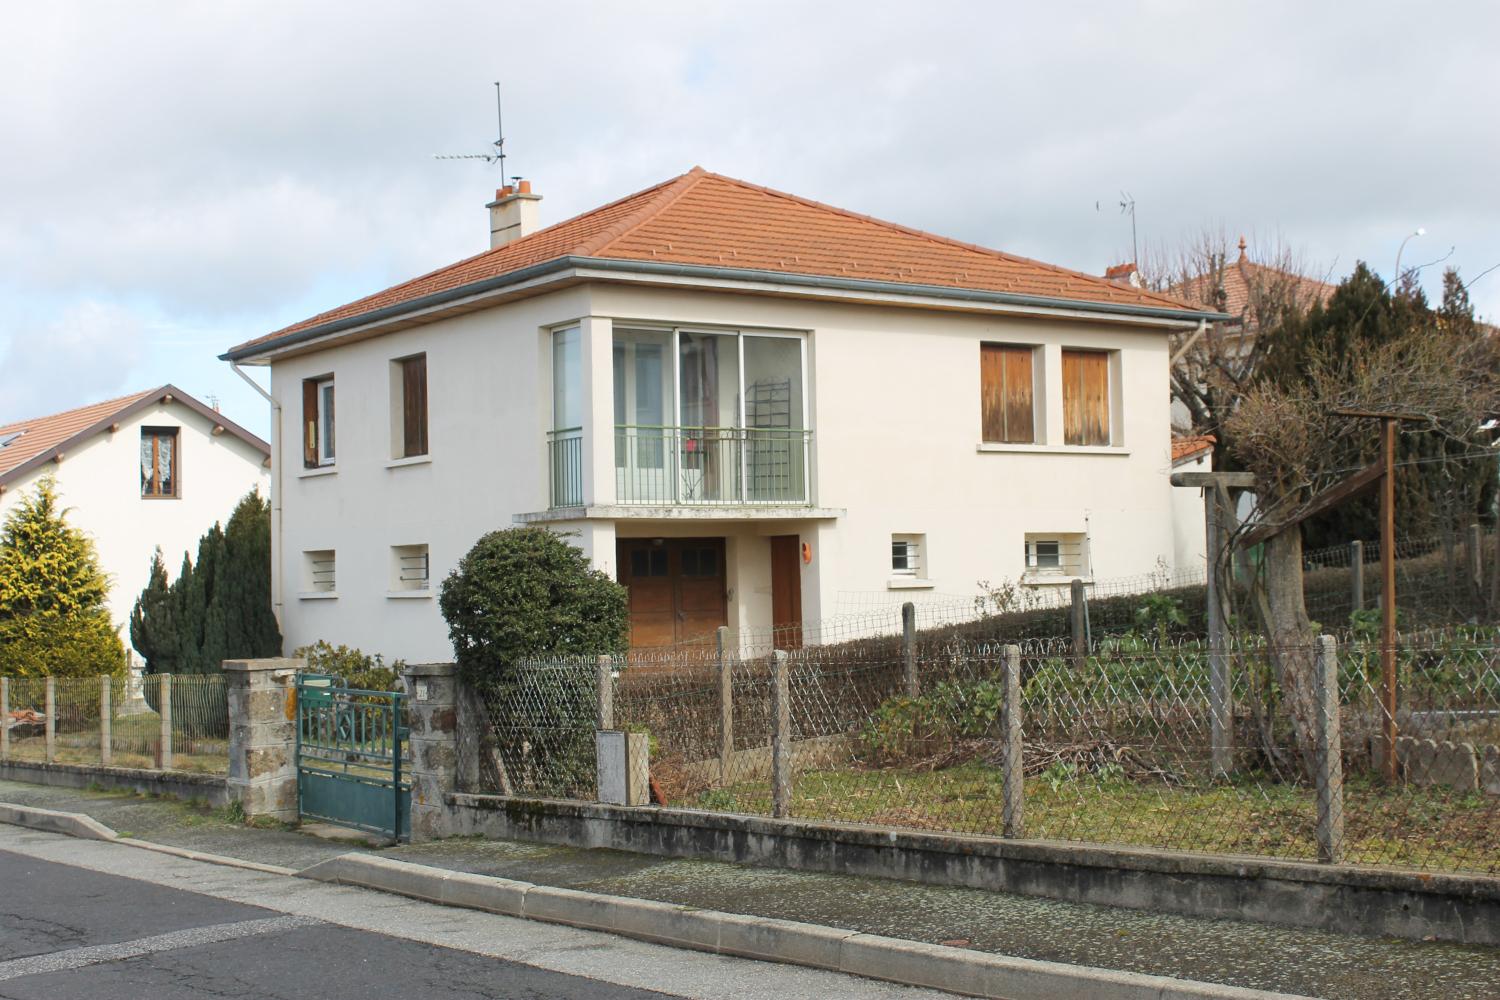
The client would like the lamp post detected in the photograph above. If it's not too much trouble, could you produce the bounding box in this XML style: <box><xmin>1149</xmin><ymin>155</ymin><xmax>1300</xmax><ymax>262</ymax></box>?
<box><xmin>1392</xmin><ymin>227</ymin><xmax>1426</xmax><ymax>290</ymax></box>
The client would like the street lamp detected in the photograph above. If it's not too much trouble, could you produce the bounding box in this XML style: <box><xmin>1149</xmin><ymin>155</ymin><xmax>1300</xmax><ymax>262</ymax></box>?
<box><xmin>1393</xmin><ymin>227</ymin><xmax>1426</xmax><ymax>290</ymax></box>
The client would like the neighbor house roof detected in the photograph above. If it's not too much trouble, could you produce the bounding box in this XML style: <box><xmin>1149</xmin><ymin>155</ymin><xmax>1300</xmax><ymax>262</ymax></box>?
<box><xmin>226</xmin><ymin>167</ymin><xmax>1220</xmax><ymax>360</ymax></box>
<box><xmin>0</xmin><ymin>386</ymin><xmax>270</xmax><ymax>491</ymax></box>
<box><xmin>1171</xmin><ymin>239</ymin><xmax>1336</xmax><ymax>322</ymax></box>
<box><xmin>1171</xmin><ymin>434</ymin><xmax>1215</xmax><ymax>465</ymax></box>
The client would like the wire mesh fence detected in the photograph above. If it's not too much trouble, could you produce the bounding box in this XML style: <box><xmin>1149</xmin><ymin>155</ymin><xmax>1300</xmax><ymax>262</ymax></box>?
<box><xmin>461</xmin><ymin>628</ymin><xmax>1499</xmax><ymax>875</ymax></box>
<box><xmin>0</xmin><ymin>673</ymin><xmax>228</xmax><ymax>774</ymax></box>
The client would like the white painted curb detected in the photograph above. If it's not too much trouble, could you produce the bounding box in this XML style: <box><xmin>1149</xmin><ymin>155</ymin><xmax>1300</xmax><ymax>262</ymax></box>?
<box><xmin>300</xmin><ymin>853</ymin><xmax>1314</xmax><ymax>1000</ymax></box>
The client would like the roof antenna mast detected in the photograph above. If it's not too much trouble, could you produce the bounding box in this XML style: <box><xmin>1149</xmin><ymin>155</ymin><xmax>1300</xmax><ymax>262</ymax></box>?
<box><xmin>433</xmin><ymin>82</ymin><xmax>514</xmax><ymax>182</ymax></box>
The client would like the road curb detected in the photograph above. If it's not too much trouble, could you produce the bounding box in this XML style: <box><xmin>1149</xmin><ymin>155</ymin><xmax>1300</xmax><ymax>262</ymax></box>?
<box><xmin>299</xmin><ymin>853</ymin><xmax>1314</xmax><ymax>1000</ymax></box>
<box><xmin>0</xmin><ymin>800</ymin><xmax>295</xmax><ymax>876</ymax></box>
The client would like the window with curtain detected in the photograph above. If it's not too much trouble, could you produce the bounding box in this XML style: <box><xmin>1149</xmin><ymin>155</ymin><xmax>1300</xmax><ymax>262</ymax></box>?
<box><xmin>140</xmin><ymin>427</ymin><xmax>179</xmax><ymax>498</ymax></box>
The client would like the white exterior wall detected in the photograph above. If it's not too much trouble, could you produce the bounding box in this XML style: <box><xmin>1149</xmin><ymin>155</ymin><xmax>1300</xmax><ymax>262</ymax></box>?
<box><xmin>267</xmin><ymin>281</ymin><xmax>1185</xmax><ymax>663</ymax></box>
<box><xmin>1171</xmin><ymin>450</ymin><xmax>1211</xmax><ymax>578</ymax></box>
<box><xmin>0</xmin><ymin>400</ymin><xmax>270</xmax><ymax>659</ymax></box>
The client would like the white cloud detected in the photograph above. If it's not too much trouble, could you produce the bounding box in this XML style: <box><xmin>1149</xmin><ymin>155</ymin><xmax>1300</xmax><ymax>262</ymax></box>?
<box><xmin>0</xmin><ymin>301</ymin><xmax>147</xmax><ymax>422</ymax></box>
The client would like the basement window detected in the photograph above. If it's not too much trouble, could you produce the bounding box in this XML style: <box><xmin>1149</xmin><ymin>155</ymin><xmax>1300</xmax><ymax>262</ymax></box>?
<box><xmin>390</xmin><ymin>543</ymin><xmax>430</xmax><ymax>593</ymax></box>
<box><xmin>302</xmin><ymin>549</ymin><xmax>336</xmax><ymax>595</ymax></box>
<box><xmin>1024</xmin><ymin>533</ymin><xmax>1088</xmax><ymax>580</ymax></box>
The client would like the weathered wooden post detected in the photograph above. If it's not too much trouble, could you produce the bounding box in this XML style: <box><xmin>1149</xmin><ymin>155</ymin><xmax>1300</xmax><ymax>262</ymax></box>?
<box><xmin>770</xmin><ymin>650</ymin><xmax>791</xmax><ymax>818</ymax></box>
<box><xmin>1069</xmin><ymin>579</ymin><xmax>1088</xmax><ymax>659</ymax></box>
<box><xmin>1000</xmin><ymin>644</ymin><xmax>1024</xmax><ymax>838</ymax></box>
<box><xmin>100</xmin><ymin>676</ymin><xmax>112</xmax><ymax>766</ymax></box>
<box><xmin>159</xmin><ymin>673</ymin><xmax>173</xmax><ymax>770</ymax></box>
<box><xmin>595</xmin><ymin>654</ymin><xmax>614</xmax><ymax>730</ymax></box>
<box><xmin>45</xmin><ymin>676</ymin><xmax>56</xmax><ymax>763</ymax></box>
<box><xmin>1350</xmin><ymin>540</ymin><xmax>1365</xmax><ymax>612</ymax></box>
<box><xmin>0</xmin><ymin>676</ymin><xmax>8</xmax><ymax>760</ymax></box>
<box><xmin>1313</xmin><ymin>635</ymin><xmax>1345</xmax><ymax>864</ymax></box>
<box><xmin>901</xmin><ymin>602</ymin><xmax>918</xmax><ymax>698</ymax></box>
<box><xmin>717</xmin><ymin>626</ymin><xmax>733</xmax><ymax>786</ymax></box>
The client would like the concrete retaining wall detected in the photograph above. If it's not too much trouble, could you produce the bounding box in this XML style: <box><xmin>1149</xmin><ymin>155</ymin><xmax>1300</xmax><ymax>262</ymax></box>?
<box><xmin>445</xmin><ymin>792</ymin><xmax>1500</xmax><ymax>946</ymax></box>
<box><xmin>0</xmin><ymin>759</ymin><xmax>228</xmax><ymax>806</ymax></box>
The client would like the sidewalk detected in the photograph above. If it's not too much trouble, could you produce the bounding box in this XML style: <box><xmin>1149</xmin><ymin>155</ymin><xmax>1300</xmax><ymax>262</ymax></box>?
<box><xmin>2</xmin><ymin>780</ymin><xmax>1496</xmax><ymax>1000</ymax></box>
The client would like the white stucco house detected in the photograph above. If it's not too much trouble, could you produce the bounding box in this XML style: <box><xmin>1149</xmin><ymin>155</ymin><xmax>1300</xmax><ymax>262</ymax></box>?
<box><xmin>1170</xmin><ymin>434</ymin><xmax>1214</xmax><ymax>578</ymax></box>
<box><xmin>222</xmin><ymin>168</ymin><xmax>1224</xmax><ymax>660</ymax></box>
<box><xmin>0</xmin><ymin>386</ymin><xmax>272</xmax><ymax>662</ymax></box>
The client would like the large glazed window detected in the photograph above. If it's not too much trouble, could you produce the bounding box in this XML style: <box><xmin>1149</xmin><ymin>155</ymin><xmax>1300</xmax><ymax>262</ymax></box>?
<box><xmin>552</xmin><ymin>327</ymin><xmax>582</xmax><ymax>430</ymax></box>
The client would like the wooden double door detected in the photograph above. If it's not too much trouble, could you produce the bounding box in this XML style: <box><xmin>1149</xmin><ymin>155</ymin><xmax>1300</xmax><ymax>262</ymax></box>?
<box><xmin>618</xmin><ymin>538</ymin><xmax>728</xmax><ymax>648</ymax></box>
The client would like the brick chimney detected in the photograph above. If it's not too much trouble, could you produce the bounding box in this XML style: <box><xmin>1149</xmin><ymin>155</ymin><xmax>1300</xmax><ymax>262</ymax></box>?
<box><xmin>1104</xmin><ymin>262</ymin><xmax>1141</xmax><ymax>288</ymax></box>
<box><xmin>486</xmin><ymin>179</ymin><xmax>542</xmax><ymax>249</ymax></box>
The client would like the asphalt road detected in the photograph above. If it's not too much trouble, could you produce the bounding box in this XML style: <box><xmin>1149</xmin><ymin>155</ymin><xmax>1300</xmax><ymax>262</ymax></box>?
<box><xmin>0</xmin><ymin>829</ymin><xmax>951</xmax><ymax>1000</ymax></box>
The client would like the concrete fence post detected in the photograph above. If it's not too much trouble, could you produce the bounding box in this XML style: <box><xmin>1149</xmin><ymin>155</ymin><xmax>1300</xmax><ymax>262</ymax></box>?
<box><xmin>0</xmin><ymin>677</ymin><xmax>8</xmax><ymax>760</ymax></box>
<box><xmin>1000</xmin><ymin>644</ymin><xmax>1024</xmax><ymax>838</ymax></box>
<box><xmin>595</xmin><ymin>654</ymin><xmax>614</xmax><ymax>731</ymax></box>
<box><xmin>100</xmin><ymin>676</ymin><xmax>112</xmax><ymax>766</ymax></box>
<box><xmin>404</xmin><ymin>662</ymin><xmax>459</xmax><ymax>842</ymax></box>
<box><xmin>44</xmin><ymin>676</ymin><xmax>56</xmax><ymax>764</ymax></box>
<box><xmin>901</xmin><ymin>602</ymin><xmax>918</xmax><ymax>698</ymax></box>
<box><xmin>225</xmin><ymin>658</ymin><xmax>302</xmax><ymax>823</ymax></box>
<box><xmin>1350</xmin><ymin>541</ymin><xmax>1364</xmax><ymax>612</ymax></box>
<box><xmin>770</xmin><ymin>650</ymin><xmax>792</xmax><ymax>819</ymax></box>
<box><xmin>1313</xmin><ymin>635</ymin><xmax>1346</xmax><ymax>865</ymax></box>
<box><xmin>159</xmin><ymin>673</ymin><xmax>173</xmax><ymax>770</ymax></box>
<box><xmin>1466</xmin><ymin>523</ymin><xmax>1483</xmax><ymax>615</ymax></box>
<box><xmin>717</xmin><ymin>626</ymin><xmax>733</xmax><ymax>786</ymax></box>
<box><xmin>1070</xmin><ymin>579</ymin><xmax>1088</xmax><ymax>657</ymax></box>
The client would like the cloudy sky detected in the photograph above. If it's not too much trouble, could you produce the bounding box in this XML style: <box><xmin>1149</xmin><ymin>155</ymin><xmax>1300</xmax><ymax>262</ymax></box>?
<box><xmin>2</xmin><ymin>2</ymin><xmax>1496</xmax><ymax>434</ymax></box>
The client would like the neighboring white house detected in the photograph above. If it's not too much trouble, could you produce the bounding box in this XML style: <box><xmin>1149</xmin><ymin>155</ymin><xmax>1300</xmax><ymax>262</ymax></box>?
<box><xmin>222</xmin><ymin>168</ymin><xmax>1224</xmax><ymax>660</ymax></box>
<box><xmin>0</xmin><ymin>386</ymin><xmax>272</xmax><ymax>661</ymax></box>
<box><xmin>1170</xmin><ymin>434</ymin><xmax>1214</xmax><ymax>578</ymax></box>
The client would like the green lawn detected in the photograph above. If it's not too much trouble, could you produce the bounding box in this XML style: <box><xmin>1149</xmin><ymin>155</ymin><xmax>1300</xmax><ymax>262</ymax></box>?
<box><xmin>691</xmin><ymin>762</ymin><xmax>1499</xmax><ymax>874</ymax></box>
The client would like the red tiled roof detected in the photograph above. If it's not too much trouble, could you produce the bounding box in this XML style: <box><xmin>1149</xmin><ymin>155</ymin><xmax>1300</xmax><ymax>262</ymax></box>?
<box><xmin>0</xmin><ymin>387</ymin><xmax>269</xmax><ymax>488</ymax></box>
<box><xmin>1171</xmin><ymin>434</ymin><xmax>1216</xmax><ymax>464</ymax></box>
<box><xmin>1171</xmin><ymin>243</ymin><xmax>1336</xmax><ymax>322</ymax></box>
<box><xmin>228</xmin><ymin>168</ymin><xmax>1210</xmax><ymax>357</ymax></box>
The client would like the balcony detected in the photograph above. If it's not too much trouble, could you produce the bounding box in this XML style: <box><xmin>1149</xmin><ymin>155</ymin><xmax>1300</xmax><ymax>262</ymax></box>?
<box><xmin>548</xmin><ymin>425</ymin><xmax>812</xmax><ymax>509</ymax></box>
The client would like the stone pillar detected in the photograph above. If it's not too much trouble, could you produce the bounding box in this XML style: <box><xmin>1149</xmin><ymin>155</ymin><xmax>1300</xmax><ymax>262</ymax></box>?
<box><xmin>1000</xmin><ymin>644</ymin><xmax>1024</xmax><ymax>838</ymax></box>
<box><xmin>404</xmin><ymin>662</ymin><xmax>458</xmax><ymax>842</ymax></box>
<box><xmin>225</xmin><ymin>658</ymin><xmax>302</xmax><ymax>823</ymax></box>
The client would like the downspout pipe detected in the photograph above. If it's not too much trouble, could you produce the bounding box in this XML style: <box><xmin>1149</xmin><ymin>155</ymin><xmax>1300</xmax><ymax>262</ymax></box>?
<box><xmin>1170</xmin><ymin>319</ymin><xmax>1209</xmax><ymax>367</ymax></box>
<box><xmin>231</xmin><ymin>363</ymin><xmax>284</xmax><ymax>633</ymax></box>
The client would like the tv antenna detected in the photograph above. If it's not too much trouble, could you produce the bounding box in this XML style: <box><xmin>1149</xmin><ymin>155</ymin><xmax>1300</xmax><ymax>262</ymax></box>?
<box><xmin>434</xmin><ymin>82</ymin><xmax>514</xmax><ymax>183</ymax></box>
<box><xmin>1119</xmin><ymin>191</ymin><xmax>1138</xmax><ymax>266</ymax></box>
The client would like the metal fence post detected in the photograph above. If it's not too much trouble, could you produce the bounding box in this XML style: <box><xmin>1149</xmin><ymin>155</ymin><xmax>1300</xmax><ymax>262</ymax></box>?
<box><xmin>770</xmin><ymin>650</ymin><xmax>791</xmax><ymax>819</ymax></box>
<box><xmin>1313</xmin><ymin>635</ymin><xmax>1345</xmax><ymax>864</ymax></box>
<box><xmin>1070</xmin><ymin>579</ymin><xmax>1088</xmax><ymax>658</ymax></box>
<box><xmin>717</xmin><ymin>626</ymin><xmax>733</xmax><ymax>786</ymax></box>
<box><xmin>45</xmin><ymin>676</ymin><xmax>56</xmax><ymax>763</ymax></box>
<box><xmin>901</xmin><ymin>602</ymin><xmax>918</xmax><ymax>698</ymax></box>
<box><xmin>595</xmin><ymin>655</ymin><xmax>614</xmax><ymax>730</ymax></box>
<box><xmin>1350</xmin><ymin>540</ymin><xmax>1364</xmax><ymax>611</ymax></box>
<box><xmin>159</xmin><ymin>674</ymin><xmax>173</xmax><ymax>770</ymax></box>
<box><xmin>100</xmin><ymin>676</ymin><xmax>112</xmax><ymax>766</ymax></box>
<box><xmin>1000</xmin><ymin>644</ymin><xmax>1024</xmax><ymax>838</ymax></box>
<box><xmin>0</xmin><ymin>677</ymin><xmax>9</xmax><ymax>761</ymax></box>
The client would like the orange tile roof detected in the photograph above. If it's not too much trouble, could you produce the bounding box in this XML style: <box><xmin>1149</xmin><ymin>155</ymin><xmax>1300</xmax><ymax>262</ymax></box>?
<box><xmin>1171</xmin><ymin>242</ymin><xmax>1336</xmax><ymax>322</ymax></box>
<box><xmin>0</xmin><ymin>387</ymin><xmax>269</xmax><ymax>488</ymax></box>
<box><xmin>227</xmin><ymin>168</ymin><xmax>1213</xmax><ymax>357</ymax></box>
<box><xmin>1171</xmin><ymin>433</ymin><xmax>1216</xmax><ymax>464</ymax></box>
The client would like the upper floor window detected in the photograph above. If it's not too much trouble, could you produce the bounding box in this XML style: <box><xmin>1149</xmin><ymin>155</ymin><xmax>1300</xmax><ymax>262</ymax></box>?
<box><xmin>980</xmin><ymin>344</ymin><xmax>1036</xmax><ymax>444</ymax></box>
<box><xmin>1061</xmin><ymin>349</ymin><xmax>1111</xmax><ymax>446</ymax></box>
<box><xmin>302</xmin><ymin>376</ymin><xmax>335</xmax><ymax>467</ymax></box>
<box><xmin>394</xmin><ymin>354</ymin><xmax>428</xmax><ymax>458</ymax></box>
<box><xmin>140</xmin><ymin>427</ymin><xmax>179</xmax><ymax>498</ymax></box>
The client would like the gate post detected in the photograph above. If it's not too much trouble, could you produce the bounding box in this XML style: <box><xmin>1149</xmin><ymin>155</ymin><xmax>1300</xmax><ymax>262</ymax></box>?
<box><xmin>225</xmin><ymin>658</ymin><xmax>302</xmax><ymax>823</ymax></box>
<box><xmin>404</xmin><ymin>662</ymin><xmax>459</xmax><ymax>842</ymax></box>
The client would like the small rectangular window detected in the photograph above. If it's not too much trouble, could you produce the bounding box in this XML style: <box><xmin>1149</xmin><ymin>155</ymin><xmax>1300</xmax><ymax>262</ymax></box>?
<box><xmin>303</xmin><ymin>549</ymin><xmax>336</xmax><ymax>594</ymax></box>
<box><xmin>396</xmin><ymin>355</ymin><xmax>428</xmax><ymax>458</ymax></box>
<box><xmin>303</xmin><ymin>376</ymin><xmax>335</xmax><ymax>467</ymax></box>
<box><xmin>891</xmin><ymin>534</ymin><xmax>925</xmax><ymax>577</ymax></box>
<box><xmin>140</xmin><ymin>428</ymin><xmax>180</xmax><ymax>498</ymax></box>
<box><xmin>980</xmin><ymin>344</ymin><xmax>1036</xmax><ymax>444</ymax></box>
<box><xmin>1061</xmin><ymin>349</ymin><xmax>1111</xmax><ymax>446</ymax></box>
<box><xmin>1024</xmin><ymin>533</ymin><xmax>1088</xmax><ymax>578</ymax></box>
<box><xmin>390</xmin><ymin>543</ymin><xmax>430</xmax><ymax>592</ymax></box>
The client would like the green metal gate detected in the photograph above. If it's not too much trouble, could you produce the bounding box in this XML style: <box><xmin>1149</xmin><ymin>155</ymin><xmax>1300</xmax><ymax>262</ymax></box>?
<box><xmin>295</xmin><ymin>674</ymin><xmax>410</xmax><ymax>840</ymax></box>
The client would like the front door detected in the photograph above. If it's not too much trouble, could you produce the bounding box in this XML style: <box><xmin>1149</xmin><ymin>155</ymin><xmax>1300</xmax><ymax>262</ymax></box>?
<box><xmin>769</xmin><ymin>535</ymin><xmax>803</xmax><ymax>648</ymax></box>
<box><xmin>617</xmin><ymin>538</ymin><xmax>728</xmax><ymax>648</ymax></box>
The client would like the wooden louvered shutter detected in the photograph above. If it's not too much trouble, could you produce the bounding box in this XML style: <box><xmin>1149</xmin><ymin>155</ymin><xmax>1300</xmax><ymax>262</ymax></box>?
<box><xmin>301</xmin><ymin>379</ymin><xmax>319</xmax><ymax>467</ymax></box>
<box><xmin>402</xmin><ymin>355</ymin><xmax>428</xmax><ymax>457</ymax></box>
<box><xmin>1062</xmin><ymin>349</ymin><xmax>1110</xmax><ymax>446</ymax></box>
<box><xmin>980</xmin><ymin>344</ymin><xmax>1035</xmax><ymax>444</ymax></box>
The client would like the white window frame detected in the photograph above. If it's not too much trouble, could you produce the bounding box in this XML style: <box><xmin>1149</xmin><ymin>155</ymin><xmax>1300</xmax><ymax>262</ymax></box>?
<box><xmin>389</xmin><ymin>543</ymin><xmax>431</xmax><ymax>594</ymax></box>
<box><xmin>315</xmin><ymin>377</ymin><xmax>336</xmax><ymax>467</ymax></box>
<box><xmin>891</xmin><ymin>533</ymin><xmax>925</xmax><ymax>578</ymax></box>
<box><xmin>1023</xmin><ymin>533</ymin><xmax>1089</xmax><ymax>581</ymax></box>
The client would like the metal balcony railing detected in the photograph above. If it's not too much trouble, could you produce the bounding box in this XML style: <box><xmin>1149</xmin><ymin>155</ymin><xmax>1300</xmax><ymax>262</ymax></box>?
<box><xmin>547</xmin><ymin>425</ymin><xmax>813</xmax><ymax>508</ymax></box>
